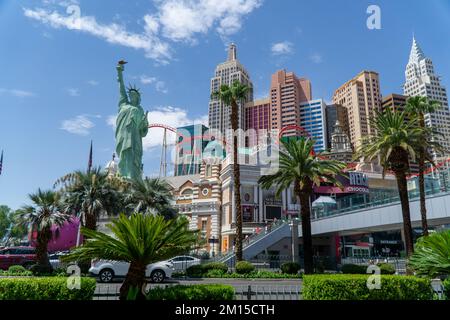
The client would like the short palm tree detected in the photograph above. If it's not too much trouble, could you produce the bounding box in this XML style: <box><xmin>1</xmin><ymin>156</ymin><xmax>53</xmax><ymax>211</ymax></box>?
<box><xmin>406</xmin><ymin>96</ymin><xmax>443</xmax><ymax>236</ymax></box>
<box><xmin>55</xmin><ymin>167</ymin><xmax>125</xmax><ymax>232</ymax></box>
<box><xmin>259</xmin><ymin>138</ymin><xmax>346</xmax><ymax>274</ymax></box>
<box><xmin>125</xmin><ymin>178</ymin><xmax>175</xmax><ymax>218</ymax></box>
<box><xmin>408</xmin><ymin>230</ymin><xmax>450</xmax><ymax>277</ymax></box>
<box><xmin>16</xmin><ymin>189</ymin><xmax>71</xmax><ymax>270</ymax></box>
<box><xmin>62</xmin><ymin>213</ymin><xmax>201</xmax><ymax>300</ymax></box>
<box><xmin>212</xmin><ymin>80</ymin><xmax>250</xmax><ymax>261</ymax></box>
<box><xmin>356</xmin><ymin>109</ymin><xmax>423</xmax><ymax>257</ymax></box>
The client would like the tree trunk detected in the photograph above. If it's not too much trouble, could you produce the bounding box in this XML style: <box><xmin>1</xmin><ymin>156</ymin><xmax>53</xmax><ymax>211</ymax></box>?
<box><xmin>297</xmin><ymin>185</ymin><xmax>313</xmax><ymax>274</ymax></box>
<box><xmin>119</xmin><ymin>262</ymin><xmax>147</xmax><ymax>300</ymax></box>
<box><xmin>418</xmin><ymin>114</ymin><xmax>429</xmax><ymax>236</ymax></box>
<box><xmin>394</xmin><ymin>170</ymin><xmax>415</xmax><ymax>258</ymax></box>
<box><xmin>231</xmin><ymin>100</ymin><xmax>243</xmax><ymax>261</ymax></box>
<box><xmin>85</xmin><ymin>211</ymin><xmax>97</xmax><ymax>231</ymax></box>
<box><xmin>36</xmin><ymin>227</ymin><xmax>51</xmax><ymax>267</ymax></box>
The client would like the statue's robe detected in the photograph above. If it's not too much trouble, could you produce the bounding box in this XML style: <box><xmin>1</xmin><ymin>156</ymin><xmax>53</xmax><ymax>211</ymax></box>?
<box><xmin>115</xmin><ymin>99</ymin><xmax>148</xmax><ymax>181</ymax></box>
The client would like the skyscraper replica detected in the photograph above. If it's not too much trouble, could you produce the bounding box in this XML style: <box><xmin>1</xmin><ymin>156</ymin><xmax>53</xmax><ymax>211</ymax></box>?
<box><xmin>403</xmin><ymin>36</ymin><xmax>450</xmax><ymax>157</ymax></box>
<box><xmin>208</xmin><ymin>44</ymin><xmax>254</xmax><ymax>133</ymax></box>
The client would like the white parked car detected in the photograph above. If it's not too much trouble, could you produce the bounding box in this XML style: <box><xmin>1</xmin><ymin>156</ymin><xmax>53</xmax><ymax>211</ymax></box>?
<box><xmin>89</xmin><ymin>260</ymin><xmax>175</xmax><ymax>283</ymax></box>
<box><xmin>166</xmin><ymin>256</ymin><xmax>201</xmax><ymax>272</ymax></box>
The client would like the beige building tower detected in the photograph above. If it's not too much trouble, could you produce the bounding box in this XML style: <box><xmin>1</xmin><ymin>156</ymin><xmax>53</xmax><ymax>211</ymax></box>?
<box><xmin>332</xmin><ymin>71</ymin><xmax>382</xmax><ymax>149</ymax></box>
<box><xmin>208</xmin><ymin>44</ymin><xmax>253</xmax><ymax>134</ymax></box>
<box><xmin>270</xmin><ymin>70</ymin><xmax>312</xmax><ymax>137</ymax></box>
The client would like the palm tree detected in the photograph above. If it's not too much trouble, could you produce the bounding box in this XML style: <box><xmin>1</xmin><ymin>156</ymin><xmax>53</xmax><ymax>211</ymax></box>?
<box><xmin>62</xmin><ymin>213</ymin><xmax>201</xmax><ymax>300</ymax></box>
<box><xmin>55</xmin><ymin>167</ymin><xmax>125</xmax><ymax>232</ymax></box>
<box><xmin>125</xmin><ymin>177</ymin><xmax>175</xmax><ymax>219</ymax></box>
<box><xmin>406</xmin><ymin>96</ymin><xmax>443</xmax><ymax>236</ymax></box>
<box><xmin>408</xmin><ymin>230</ymin><xmax>450</xmax><ymax>278</ymax></box>
<box><xmin>259</xmin><ymin>138</ymin><xmax>346</xmax><ymax>274</ymax></box>
<box><xmin>16</xmin><ymin>189</ymin><xmax>71</xmax><ymax>271</ymax></box>
<box><xmin>212</xmin><ymin>80</ymin><xmax>250</xmax><ymax>261</ymax></box>
<box><xmin>356</xmin><ymin>109</ymin><xmax>423</xmax><ymax>257</ymax></box>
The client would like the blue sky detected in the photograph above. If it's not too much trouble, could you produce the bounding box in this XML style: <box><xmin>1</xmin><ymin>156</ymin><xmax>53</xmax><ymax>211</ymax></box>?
<box><xmin>1</xmin><ymin>0</ymin><xmax>449</xmax><ymax>209</ymax></box>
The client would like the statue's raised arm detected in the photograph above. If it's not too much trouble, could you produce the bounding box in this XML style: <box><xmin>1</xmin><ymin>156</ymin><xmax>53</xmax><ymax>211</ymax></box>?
<box><xmin>117</xmin><ymin>62</ymin><xmax>128</xmax><ymax>107</ymax></box>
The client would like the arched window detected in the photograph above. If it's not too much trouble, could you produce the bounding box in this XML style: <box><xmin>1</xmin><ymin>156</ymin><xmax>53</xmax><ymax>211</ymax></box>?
<box><xmin>206</xmin><ymin>165</ymin><xmax>212</xmax><ymax>177</ymax></box>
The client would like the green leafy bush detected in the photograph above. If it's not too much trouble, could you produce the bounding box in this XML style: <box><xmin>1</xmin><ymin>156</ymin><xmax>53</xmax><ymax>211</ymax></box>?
<box><xmin>377</xmin><ymin>263</ymin><xmax>396</xmax><ymax>275</ymax></box>
<box><xmin>7</xmin><ymin>265</ymin><xmax>27</xmax><ymax>274</ymax></box>
<box><xmin>341</xmin><ymin>264</ymin><xmax>367</xmax><ymax>274</ymax></box>
<box><xmin>443</xmin><ymin>278</ymin><xmax>450</xmax><ymax>300</ymax></box>
<box><xmin>0</xmin><ymin>277</ymin><xmax>97</xmax><ymax>300</ymax></box>
<box><xmin>203</xmin><ymin>262</ymin><xmax>228</xmax><ymax>273</ymax></box>
<box><xmin>30</xmin><ymin>264</ymin><xmax>53</xmax><ymax>276</ymax></box>
<box><xmin>409</xmin><ymin>230</ymin><xmax>450</xmax><ymax>277</ymax></box>
<box><xmin>186</xmin><ymin>265</ymin><xmax>205</xmax><ymax>277</ymax></box>
<box><xmin>235</xmin><ymin>261</ymin><xmax>255</xmax><ymax>274</ymax></box>
<box><xmin>302</xmin><ymin>275</ymin><xmax>433</xmax><ymax>300</ymax></box>
<box><xmin>146</xmin><ymin>284</ymin><xmax>234</xmax><ymax>300</ymax></box>
<box><xmin>281</xmin><ymin>262</ymin><xmax>301</xmax><ymax>274</ymax></box>
<box><xmin>186</xmin><ymin>262</ymin><xmax>228</xmax><ymax>277</ymax></box>
<box><xmin>206</xmin><ymin>269</ymin><xmax>226</xmax><ymax>278</ymax></box>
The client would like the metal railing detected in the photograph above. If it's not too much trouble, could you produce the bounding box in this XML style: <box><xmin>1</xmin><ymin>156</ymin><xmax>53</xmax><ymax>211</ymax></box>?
<box><xmin>235</xmin><ymin>285</ymin><xmax>301</xmax><ymax>300</ymax></box>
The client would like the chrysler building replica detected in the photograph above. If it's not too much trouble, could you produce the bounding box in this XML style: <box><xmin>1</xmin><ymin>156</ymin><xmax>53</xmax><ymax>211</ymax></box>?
<box><xmin>403</xmin><ymin>36</ymin><xmax>450</xmax><ymax>157</ymax></box>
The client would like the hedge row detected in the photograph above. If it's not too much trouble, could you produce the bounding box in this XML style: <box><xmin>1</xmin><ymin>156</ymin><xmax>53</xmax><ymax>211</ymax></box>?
<box><xmin>146</xmin><ymin>284</ymin><xmax>234</xmax><ymax>300</ymax></box>
<box><xmin>186</xmin><ymin>262</ymin><xmax>228</xmax><ymax>277</ymax></box>
<box><xmin>302</xmin><ymin>275</ymin><xmax>433</xmax><ymax>300</ymax></box>
<box><xmin>205</xmin><ymin>270</ymin><xmax>302</xmax><ymax>279</ymax></box>
<box><xmin>341</xmin><ymin>263</ymin><xmax>396</xmax><ymax>275</ymax></box>
<box><xmin>0</xmin><ymin>277</ymin><xmax>97</xmax><ymax>300</ymax></box>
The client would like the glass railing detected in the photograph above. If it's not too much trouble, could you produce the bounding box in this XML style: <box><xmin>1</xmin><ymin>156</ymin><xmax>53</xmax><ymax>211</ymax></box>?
<box><xmin>311</xmin><ymin>168</ymin><xmax>450</xmax><ymax>220</ymax></box>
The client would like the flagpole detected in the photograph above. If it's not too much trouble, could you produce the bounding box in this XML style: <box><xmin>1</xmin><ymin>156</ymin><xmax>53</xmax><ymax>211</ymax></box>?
<box><xmin>0</xmin><ymin>150</ymin><xmax>3</xmax><ymax>176</ymax></box>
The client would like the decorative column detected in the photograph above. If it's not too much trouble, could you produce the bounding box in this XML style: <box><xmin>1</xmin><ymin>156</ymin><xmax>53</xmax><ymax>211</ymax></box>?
<box><xmin>259</xmin><ymin>186</ymin><xmax>264</xmax><ymax>222</ymax></box>
<box><xmin>253</xmin><ymin>185</ymin><xmax>258</xmax><ymax>222</ymax></box>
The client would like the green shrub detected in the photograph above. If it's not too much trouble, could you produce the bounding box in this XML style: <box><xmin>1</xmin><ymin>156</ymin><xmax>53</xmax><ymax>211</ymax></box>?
<box><xmin>146</xmin><ymin>284</ymin><xmax>234</xmax><ymax>300</ymax></box>
<box><xmin>377</xmin><ymin>263</ymin><xmax>396</xmax><ymax>275</ymax></box>
<box><xmin>30</xmin><ymin>264</ymin><xmax>53</xmax><ymax>275</ymax></box>
<box><xmin>202</xmin><ymin>262</ymin><xmax>228</xmax><ymax>273</ymax></box>
<box><xmin>443</xmin><ymin>278</ymin><xmax>450</xmax><ymax>300</ymax></box>
<box><xmin>235</xmin><ymin>261</ymin><xmax>255</xmax><ymax>274</ymax></box>
<box><xmin>409</xmin><ymin>230</ymin><xmax>450</xmax><ymax>277</ymax></box>
<box><xmin>281</xmin><ymin>262</ymin><xmax>301</xmax><ymax>275</ymax></box>
<box><xmin>186</xmin><ymin>265</ymin><xmax>205</xmax><ymax>278</ymax></box>
<box><xmin>341</xmin><ymin>264</ymin><xmax>367</xmax><ymax>274</ymax></box>
<box><xmin>0</xmin><ymin>277</ymin><xmax>97</xmax><ymax>300</ymax></box>
<box><xmin>302</xmin><ymin>275</ymin><xmax>433</xmax><ymax>300</ymax></box>
<box><xmin>206</xmin><ymin>269</ymin><xmax>226</xmax><ymax>278</ymax></box>
<box><xmin>7</xmin><ymin>265</ymin><xmax>27</xmax><ymax>274</ymax></box>
<box><xmin>186</xmin><ymin>262</ymin><xmax>228</xmax><ymax>277</ymax></box>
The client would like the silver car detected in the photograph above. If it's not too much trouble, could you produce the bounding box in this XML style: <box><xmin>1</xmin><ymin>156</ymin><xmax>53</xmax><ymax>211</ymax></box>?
<box><xmin>89</xmin><ymin>260</ymin><xmax>175</xmax><ymax>283</ymax></box>
<box><xmin>166</xmin><ymin>256</ymin><xmax>201</xmax><ymax>272</ymax></box>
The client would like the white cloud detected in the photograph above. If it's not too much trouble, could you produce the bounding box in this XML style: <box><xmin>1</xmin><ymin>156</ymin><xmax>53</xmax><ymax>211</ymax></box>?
<box><xmin>0</xmin><ymin>88</ymin><xmax>35</xmax><ymax>98</ymax></box>
<box><xmin>23</xmin><ymin>7</ymin><xmax>172</xmax><ymax>63</ymax></box>
<box><xmin>271</xmin><ymin>41</ymin><xmax>293</xmax><ymax>55</ymax></box>
<box><xmin>310</xmin><ymin>53</ymin><xmax>323</xmax><ymax>64</ymax></box>
<box><xmin>152</xmin><ymin>0</ymin><xmax>262</xmax><ymax>42</ymax></box>
<box><xmin>106</xmin><ymin>106</ymin><xmax>207</xmax><ymax>151</ymax></box>
<box><xmin>23</xmin><ymin>0</ymin><xmax>262</xmax><ymax>63</ymax></box>
<box><xmin>139</xmin><ymin>75</ymin><xmax>168</xmax><ymax>94</ymax></box>
<box><xmin>87</xmin><ymin>80</ymin><xmax>99</xmax><ymax>86</ymax></box>
<box><xmin>67</xmin><ymin>88</ymin><xmax>80</xmax><ymax>96</ymax></box>
<box><xmin>61</xmin><ymin>115</ymin><xmax>95</xmax><ymax>135</ymax></box>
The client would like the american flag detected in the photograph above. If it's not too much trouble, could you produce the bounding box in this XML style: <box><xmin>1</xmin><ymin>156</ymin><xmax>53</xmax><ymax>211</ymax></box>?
<box><xmin>0</xmin><ymin>150</ymin><xmax>3</xmax><ymax>176</ymax></box>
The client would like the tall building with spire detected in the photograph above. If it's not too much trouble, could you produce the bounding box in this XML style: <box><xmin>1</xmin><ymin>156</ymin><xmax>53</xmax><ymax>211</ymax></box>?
<box><xmin>403</xmin><ymin>36</ymin><xmax>450</xmax><ymax>155</ymax></box>
<box><xmin>208</xmin><ymin>44</ymin><xmax>253</xmax><ymax>134</ymax></box>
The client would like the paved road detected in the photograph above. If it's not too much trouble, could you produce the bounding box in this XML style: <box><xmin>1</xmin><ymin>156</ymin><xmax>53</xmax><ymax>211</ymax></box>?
<box><xmin>94</xmin><ymin>278</ymin><xmax>303</xmax><ymax>300</ymax></box>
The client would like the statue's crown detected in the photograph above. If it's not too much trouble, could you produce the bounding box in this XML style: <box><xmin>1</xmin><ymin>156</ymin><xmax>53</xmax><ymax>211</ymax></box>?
<box><xmin>127</xmin><ymin>84</ymin><xmax>141</xmax><ymax>95</ymax></box>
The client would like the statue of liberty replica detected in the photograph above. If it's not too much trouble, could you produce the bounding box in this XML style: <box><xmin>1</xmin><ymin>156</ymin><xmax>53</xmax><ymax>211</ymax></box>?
<box><xmin>115</xmin><ymin>61</ymin><xmax>149</xmax><ymax>181</ymax></box>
